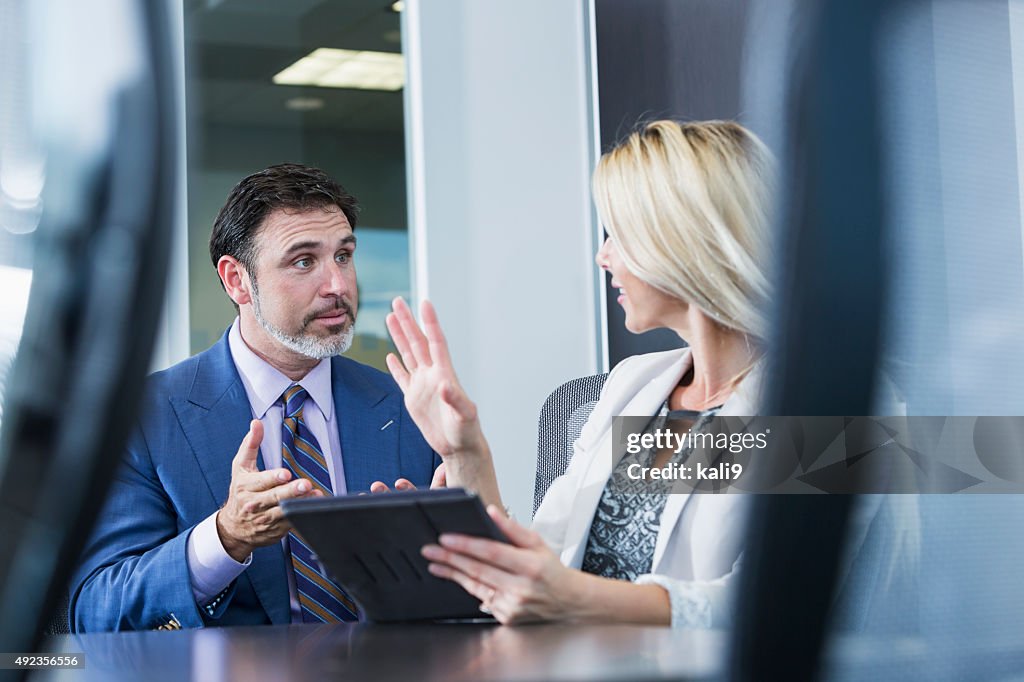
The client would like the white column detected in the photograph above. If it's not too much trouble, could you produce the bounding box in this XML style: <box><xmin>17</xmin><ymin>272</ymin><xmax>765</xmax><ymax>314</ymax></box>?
<box><xmin>403</xmin><ymin>0</ymin><xmax>601</xmax><ymax>518</ymax></box>
<box><xmin>1010</xmin><ymin>0</ymin><xmax>1024</xmax><ymax>293</ymax></box>
<box><xmin>150</xmin><ymin>0</ymin><xmax>190</xmax><ymax>372</ymax></box>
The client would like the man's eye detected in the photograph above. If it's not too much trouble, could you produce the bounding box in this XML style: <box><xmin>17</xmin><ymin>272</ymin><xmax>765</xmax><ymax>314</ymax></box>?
<box><xmin>336</xmin><ymin>253</ymin><xmax>351</xmax><ymax>264</ymax></box>
<box><xmin>295</xmin><ymin>258</ymin><xmax>312</xmax><ymax>268</ymax></box>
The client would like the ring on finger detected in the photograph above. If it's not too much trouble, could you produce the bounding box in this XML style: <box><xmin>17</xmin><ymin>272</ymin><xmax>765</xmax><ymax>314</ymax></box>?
<box><xmin>478</xmin><ymin>586</ymin><xmax>497</xmax><ymax>613</ymax></box>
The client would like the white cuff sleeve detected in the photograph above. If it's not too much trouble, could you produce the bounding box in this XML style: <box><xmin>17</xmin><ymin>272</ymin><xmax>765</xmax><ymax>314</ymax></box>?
<box><xmin>186</xmin><ymin>512</ymin><xmax>252</xmax><ymax>606</ymax></box>
<box><xmin>635</xmin><ymin>574</ymin><xmax>714</xmax><ymax>628</ymax></box>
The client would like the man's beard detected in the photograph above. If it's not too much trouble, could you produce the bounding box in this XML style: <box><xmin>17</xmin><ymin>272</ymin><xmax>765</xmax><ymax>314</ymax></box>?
<box><xmin>250</xmin><ymin>277</ymin><xmax>355</xmax><ymax>359</ymax></box>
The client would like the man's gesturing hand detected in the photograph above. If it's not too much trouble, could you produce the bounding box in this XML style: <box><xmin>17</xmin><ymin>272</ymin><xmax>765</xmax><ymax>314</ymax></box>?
<box><xmin>215</xmin><ymin>420</ymin><xmax>323</xmax><ymax>562</ymax></box>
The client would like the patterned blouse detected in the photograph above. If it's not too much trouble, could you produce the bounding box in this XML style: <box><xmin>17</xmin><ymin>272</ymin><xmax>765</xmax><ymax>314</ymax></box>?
<box><xmin>580</xmin><ymin>401</ymin><xmax>720</xmax><ymax>581</ymax></box>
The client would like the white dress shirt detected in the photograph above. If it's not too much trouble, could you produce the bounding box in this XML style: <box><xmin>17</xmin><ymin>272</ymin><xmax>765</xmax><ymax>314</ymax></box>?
<box><xmin>186</xmin><ymin>319</ymin><xmax>347</xmax><ymax>622</ymax></box>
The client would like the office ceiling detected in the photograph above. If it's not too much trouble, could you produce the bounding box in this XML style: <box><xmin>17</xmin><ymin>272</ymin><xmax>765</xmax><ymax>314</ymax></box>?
<box><xmin>185</xmin><ymin>0</ymin><xmax>405</xmax><ymax>133</ymax></box>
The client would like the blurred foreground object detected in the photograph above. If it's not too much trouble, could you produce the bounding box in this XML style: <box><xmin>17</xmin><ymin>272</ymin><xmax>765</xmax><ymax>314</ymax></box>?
<box><xmin>0</xmin><ymin>0</ymin><xmax>178</xmax><ymax>674</ymax></box>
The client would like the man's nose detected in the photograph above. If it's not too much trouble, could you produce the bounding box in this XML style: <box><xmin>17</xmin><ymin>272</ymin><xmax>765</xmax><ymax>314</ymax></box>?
<box><xmin>322</xmin><ymin>261</ymin><xmax>350</xmax><ymax>297</ymax></box>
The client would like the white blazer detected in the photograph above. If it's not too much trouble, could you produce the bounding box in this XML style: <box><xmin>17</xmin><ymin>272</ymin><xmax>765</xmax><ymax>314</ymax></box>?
<box><xmin>532</xmin><ymin>347</ymin><xmax>761</xmax><ymax>627</ymax></box>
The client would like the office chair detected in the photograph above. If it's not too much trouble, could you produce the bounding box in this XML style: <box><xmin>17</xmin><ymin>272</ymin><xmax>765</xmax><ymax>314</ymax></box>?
<box><xmin>44</xmin><ymin>591</ymin><xmax>70</xmax><ymax>636</ymax></box>
<box><xmin>533</xmin><ymin>373</ymin><xmax>608</xmax><ymax>517</ymax></box>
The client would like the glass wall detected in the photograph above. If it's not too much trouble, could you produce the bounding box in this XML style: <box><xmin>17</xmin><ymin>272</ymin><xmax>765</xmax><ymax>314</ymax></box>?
<box><xmin>183</xmin><ymin>0</ymin><xmax>409</xmax><ymax>370</ymax></box>
<box><xmin>833</xmin><ymin>0</ymin><xmax>1024</xmax><ymax>666</ymax></box>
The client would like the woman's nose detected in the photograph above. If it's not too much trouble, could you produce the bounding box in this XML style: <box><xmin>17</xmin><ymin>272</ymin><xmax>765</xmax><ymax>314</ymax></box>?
<box><xmin>595</xmin><ymin>237</ymin><xmax>611</xmax><ymax>269</ymax></box>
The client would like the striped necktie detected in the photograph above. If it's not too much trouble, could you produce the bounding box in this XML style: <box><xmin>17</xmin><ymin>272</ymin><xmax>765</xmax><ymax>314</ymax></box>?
<box><xmin>280</xmin><ymin>384</ymin><xmax>358</xmax><ymax>622</ymax></box>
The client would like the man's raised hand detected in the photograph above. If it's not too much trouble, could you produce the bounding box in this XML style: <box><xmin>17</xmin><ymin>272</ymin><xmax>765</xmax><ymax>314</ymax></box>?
<box><xmin>215</xmin><ymin>419</ymin><xmax>323</xmax><ymax>562</ymax></box>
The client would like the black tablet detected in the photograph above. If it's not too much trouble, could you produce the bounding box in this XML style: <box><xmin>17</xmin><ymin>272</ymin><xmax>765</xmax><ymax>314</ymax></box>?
<box><xmin>280</xmin><ymin>488</ymin><xmax>507</xmax><ymax>622</ymax></box>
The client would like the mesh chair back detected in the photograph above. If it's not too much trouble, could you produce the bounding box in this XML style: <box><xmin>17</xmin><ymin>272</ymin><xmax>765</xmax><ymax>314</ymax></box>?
<box><xmin>44</xmin><ymin>590</ymin><xmax>70</xmax><ymax>635</ymax></box>
<box><xmin>533</xmin><ymin>373</ymin><xmax>608</xmax><ymax>516</ymax></box>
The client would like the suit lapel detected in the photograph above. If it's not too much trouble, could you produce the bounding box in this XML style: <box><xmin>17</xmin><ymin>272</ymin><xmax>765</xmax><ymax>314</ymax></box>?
<box><xmin>558</xmin><ymin>427</ymin><xmax>616</xmax><ymax>568</ymax></box>
<box><xmin>331</xmin><ymin>357</ymin><xmax>401</xmax><ymax>495</ymax></box>
<box><xmin>561</xmin><ymin>351</ymin><xmax>695</xmax><ymax>568</ymax></box>
<box><xmin>171</xmin><ymin>333</ymin><xmax>290</xmax><ymax>625</ymax></box>
<box><xmin>652</xmin><ymin>359</ymin><xmax>765</xmax><ymax>570</ymax></box>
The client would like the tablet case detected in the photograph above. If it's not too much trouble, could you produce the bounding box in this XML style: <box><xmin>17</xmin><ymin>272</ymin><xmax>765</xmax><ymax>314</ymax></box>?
<box><xmin>280</xmin><ymin>488</ymin><xmax>507</xmax><ymax>622</ymax></box>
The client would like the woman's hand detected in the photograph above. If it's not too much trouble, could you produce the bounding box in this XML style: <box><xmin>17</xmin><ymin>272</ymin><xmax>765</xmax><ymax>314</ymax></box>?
<box><xmin>421</xmin><ymin>505</ymin><xmax>586</xmax><ymax>624</ymax></box>
<box><xmin>369</xmin><ymin>462</ymin><xmax>447</xmax><ymax>493</ymax></box>
<box><xmin>386</xmin><ymin>297</ymin><xmax>488</xmax><ymax>459</ymax></box>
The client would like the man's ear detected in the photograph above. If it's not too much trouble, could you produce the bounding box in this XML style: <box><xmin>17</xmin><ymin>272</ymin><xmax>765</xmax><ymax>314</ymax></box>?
<box><xmin>217</xmin><ymin>256</ymin><xmax>252</xmax><ymax>307</ymax></box>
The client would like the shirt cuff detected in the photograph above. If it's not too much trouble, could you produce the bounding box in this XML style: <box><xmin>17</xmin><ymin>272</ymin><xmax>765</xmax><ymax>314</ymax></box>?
<box><xmin>187</xmin><ymin>512</ymin><xmax>252</xmax><ymax>605</ymax></box>
<box><xmin>635</xmin><ymin>574</ymin><xmax>712</xmax><ymax>629</ymax></box>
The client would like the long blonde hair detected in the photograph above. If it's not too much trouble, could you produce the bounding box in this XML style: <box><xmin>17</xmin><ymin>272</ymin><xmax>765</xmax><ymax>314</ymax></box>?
<box><xmin>592</xmin><ymin>120</ymin><xmax>775</xmax><ymax>341</ymax></box>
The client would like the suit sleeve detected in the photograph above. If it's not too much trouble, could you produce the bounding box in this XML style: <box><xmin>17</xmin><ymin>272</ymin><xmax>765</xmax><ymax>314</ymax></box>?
<box><xmin>69</xmin><ymin>421</ymin><xmax>205</xmax><ymax>632</ymax></box>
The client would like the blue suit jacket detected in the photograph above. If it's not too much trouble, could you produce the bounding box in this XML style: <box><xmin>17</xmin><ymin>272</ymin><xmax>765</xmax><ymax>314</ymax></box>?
<box><xmin>69</xmin><ymin>332</ymin><xmax>439</xmax><ymax>632</ymax></box>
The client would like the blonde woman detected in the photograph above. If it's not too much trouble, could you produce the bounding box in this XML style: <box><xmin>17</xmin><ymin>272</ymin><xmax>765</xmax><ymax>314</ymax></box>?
<box><xmin>379</xmin><ymin>120</ymin><xmax>775</xmax><ymax>627</ymax></box>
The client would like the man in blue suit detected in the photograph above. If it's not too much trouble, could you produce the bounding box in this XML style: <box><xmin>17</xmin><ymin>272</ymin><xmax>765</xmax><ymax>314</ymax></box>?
<box><xmin>69</xmin><ymin>163</ymin><xmax>439</xmax><ymax>631</ymax></box>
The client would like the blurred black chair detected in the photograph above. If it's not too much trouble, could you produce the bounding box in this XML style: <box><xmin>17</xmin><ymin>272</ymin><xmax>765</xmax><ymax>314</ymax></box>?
<box><xmin>44</xmin><ymin>590</ymin><xmax>70</xmax><ymax>636</ymax></box>
<box><xmin>533</xmin><ymin>373</ymin><xmax>608</xmax><ymax>517</ymax></box>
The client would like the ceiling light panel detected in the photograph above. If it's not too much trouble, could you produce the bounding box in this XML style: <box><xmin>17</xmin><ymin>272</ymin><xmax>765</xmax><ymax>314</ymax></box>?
<box><xmin>273</xmin><ymin>48</ymin><xmax>404</xmax><ymax>91</ymax></box>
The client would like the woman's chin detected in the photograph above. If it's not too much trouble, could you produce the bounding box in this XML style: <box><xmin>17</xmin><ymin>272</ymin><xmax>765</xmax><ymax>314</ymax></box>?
<box><xmin>624</xmin><ymin>318</ymin><xmax>651</xmax><ymax>335</ymax></box>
